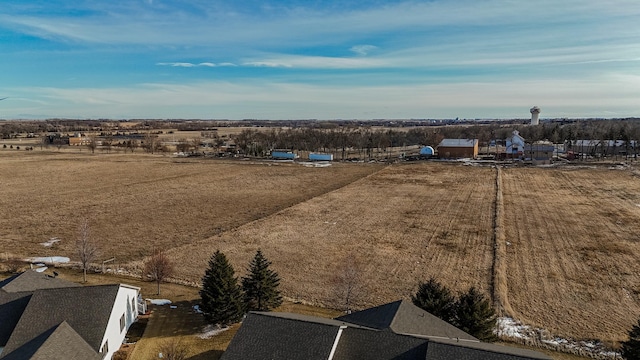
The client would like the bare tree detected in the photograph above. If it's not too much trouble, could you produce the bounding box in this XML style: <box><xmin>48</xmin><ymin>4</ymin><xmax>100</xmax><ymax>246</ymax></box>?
<box><xmin>102</xmin><ymin>135</ymin><xmax>113</xmax><ymax>153</ymax></box>
<box><xmin>86</xmin><ymin>134</ymin><xmax>98</xmax><ymax>154</ymax></box>
<box><xmin>76</xmin><ymin>218</ymin><xmax>99</xmax><ymax>283</ymax></box>
<box><xmin>143</xmin><ymin>249</ymin><xmax>174</xmax><ymax>295</ymax></box>
<box><xmin>333</xmin><ymin>252</ymin><xmax>365</xmax><ymax>313</ymax></box>
<box><xmin>156</xmin><ymin>339</ymin><xmax>188</xmax><ymax>360</ymax></box>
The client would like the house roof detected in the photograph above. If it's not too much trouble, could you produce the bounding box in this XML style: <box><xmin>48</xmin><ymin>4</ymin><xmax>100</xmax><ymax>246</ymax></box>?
<box><xmin>425</xmin><ymin>338</ymin><xmax>551</xmax><ymax>360</ymax></box>
<box><xmin>0</xmin><ymin>271</ymin><xmax>80</xmax><ymax>293</ymax></box>
<box><xmin>1</xmin><ymin>284</ymin><xmax>120</xmax><ymax>356</ymax></box>
<box><xmin>437</xmin><ymin>139</ymin><xmax>478</xmax><ymax>148</ymax></box>
<box><xmin>221</xmin><ymin>312</ymin><xmax>340</xmax><ymax>360</ymax></box>
<box><xmin>222</xmin><ymin>301</ymin><xmax>552</xmax><ymax>360</ymax></box>
<box><xmin>335</xmin><ymin>300</ymin><xmax>477</xmax><ymax>341</ymax></box>
<box><xmin>0</xmin><ymin>321</ymin><xmax>100</xmax><ymax>360</ymax></box>
<box><xmin>0</xmin><ymin>293</ymin><xmax>32</xmax><ymax>347</ymax></box>
<box><xmin>332</xmin><ymin>327</ymin><xmax>429</xmax><ymax>360</ymax></box>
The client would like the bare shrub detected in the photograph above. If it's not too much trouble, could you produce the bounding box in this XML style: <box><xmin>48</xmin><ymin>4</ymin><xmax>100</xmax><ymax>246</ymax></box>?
<box><xmin>154</xmin><ymin>339</ymin><xmax>188</xmax><ymax>360</ymax></box>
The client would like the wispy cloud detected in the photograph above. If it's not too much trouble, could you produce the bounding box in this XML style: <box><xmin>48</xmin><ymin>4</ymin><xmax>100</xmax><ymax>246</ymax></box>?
<box><xmin>350</xmin><ymin>45</ymin><xmax>377</xmax><ymax>56</ymax></box>
<box><xmin>5</xmin><ymin>73</ymin><xmax>639</xmax><ymax>119</ymax></box>
<box><xmin>156</xmin><ymin>62</ymin><xmax>237</xmax><ymax>67</ymax></box>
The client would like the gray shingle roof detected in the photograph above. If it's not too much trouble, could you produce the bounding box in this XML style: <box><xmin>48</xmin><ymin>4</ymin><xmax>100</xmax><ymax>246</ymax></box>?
<box><xmin>0</xmin><ymin>271</ymin><xmax>81</xmax><ymax>293</ymax></box>
<box><xmin>333</xmin><ymin>328</ymin><xmax>429</xmax><ymax>360</ymax></box>
<box><xmin>0</xmin><ymin>293</ymin><xmax>32</xmax><ymax>347</ymax></box>
<box><xmin>0</xmin><ymin>321</ymin><xmax>101</xmax><ymax>360</ymax></box>
<box><xmin>1</xmin><ymin>284</ymin><xmax>120</xmax><ymax>355</ymax></box>
<box><xmin>437</xmin><ymin>139</ymin><xmax>478</xmax><ymax>148</ymax></box>
<box><xmin>426</xmin><ymin>338</ymin><xmax>552</xmax><ymax>360</ymax></box>
<box><xmin>221</xmin><ymin>312</ymin><xmax>340</xmax><ymax>360</ymax></box>
<box><xmin>335</xmin><ymin>300</ymin><xmax>477</xmax><ymax>341</ymax></box>
<box><xmin>222</xmin><ymin>300</ymin><xmax>552</xmax><ymax>360</ymax></box>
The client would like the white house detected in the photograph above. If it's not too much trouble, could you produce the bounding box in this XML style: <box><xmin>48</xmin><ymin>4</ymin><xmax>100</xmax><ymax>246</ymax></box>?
<box><xmin>505</xmin><ymin>130</ymin><xmax>525</xmax><ymax>157</ymax></box>
<box><xmin>0</xmin><ymin>270</ymin><xmax>144</xmax><ymax>360</ymax></box>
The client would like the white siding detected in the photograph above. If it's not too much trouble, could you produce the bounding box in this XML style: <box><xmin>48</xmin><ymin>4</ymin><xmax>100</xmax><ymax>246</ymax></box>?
<box><xmin>99</xmin><ymin>285</ymin><xmax>140</xmax><ymax>360</ymax></box>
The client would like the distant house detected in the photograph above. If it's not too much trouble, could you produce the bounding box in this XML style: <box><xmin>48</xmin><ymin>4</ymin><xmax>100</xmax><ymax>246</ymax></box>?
<box><xmin>436</xmin><ymin>139</ymin><xmax>479</xmax><ymax>159</ymax></box>
<box><xmin>68</xmin><ymin>134</ymin><xmax>91</xmax><ymax>146</ymax></box>
<box><xmin>221</xmin><ymin>299</ymin><xmax>551</xmax><ymax>360</ymax></box>
<box><xmin>0</xmin><ymin>270</ymin><xmax>143</xmax><ymax>360</ymax></box>
<box><xmin>505</xmin><ymin>130</ymin><xmax>525</xmax><ymax>158</ymax></box>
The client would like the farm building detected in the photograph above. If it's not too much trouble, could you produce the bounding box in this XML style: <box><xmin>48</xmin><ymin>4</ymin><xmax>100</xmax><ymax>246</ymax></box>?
<box><xmin>419</xmin><ymin>146</ymin><xmax>435</xmax><ymax>158</ymax></box>
<box><xmin>567</xmin><ymin>140</ymin><xmax>637</xmax><ymax>157</ymax></box>
<box><xmin>0</xmin><ymin>270</ymin><xmax>144</xmax><ymax>360</ymax></box>
<box><xmin>68</xmin><ymin>134</ymin><xmax>91</xmax><ymax>146</ymax></box>
<box><xmin>309</xmin><ymin>153</ymin><xmax>333</xmax><ymax>161</ymax></box>
<box><xmin>436</xmin><ymin>139</ymin><xmax>478</xmax><ymax>159</ymax></box>
<box><xmin>505</xmin><ymin>130</ymin><xmax>525</xmax><ymax>158</ymax></box>
<box><xmin>221</xmin><ymin>300</ymin><xmax>551</xmax><ymax>360</ymax></box>
<box><xmin>271</xmin><ymin>151</ymin><xmax>298</xmax><ymax>160</ymax></box>
<box><xmin>525</xmin><ymin>143</ymin><xmax>555</xmax><ymax>164</ymax></box>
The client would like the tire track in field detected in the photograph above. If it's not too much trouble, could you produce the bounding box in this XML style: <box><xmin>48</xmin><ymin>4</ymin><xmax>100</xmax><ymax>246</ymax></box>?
<box><xmin>492</xmin><ymin>166</ymin><xmax>515</xmax><ymax>317</ymax></box>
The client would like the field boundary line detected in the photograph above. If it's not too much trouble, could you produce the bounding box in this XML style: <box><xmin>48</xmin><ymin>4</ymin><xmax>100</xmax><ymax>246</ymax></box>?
<box><xmin>492</xmin><ymin>165</ymin><xmax>514</xmax><ymax>317</ymax></box>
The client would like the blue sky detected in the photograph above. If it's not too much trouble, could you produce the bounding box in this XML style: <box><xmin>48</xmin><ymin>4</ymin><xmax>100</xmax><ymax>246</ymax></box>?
<box><xmin>1</xmin><ymin>0</ymin><xmax>639</xmax><ymax>120</ymax></box>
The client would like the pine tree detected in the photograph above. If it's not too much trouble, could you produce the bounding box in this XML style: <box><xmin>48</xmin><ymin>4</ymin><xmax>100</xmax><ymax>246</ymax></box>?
<box><xmin>411</xmin><ymin>277</ymin><xmax>456</xmax><ymax>323</ymax></box>
<box><xmin>454</xmin><ymin>287</ymin><xmax>497</xmax><ymax>342</ymax></box>
<box><xmin>199</xmin><ymin>250</ymin><xmax>245</xmax><ymax>325</ymax></box>
<box><xmin>242</xmin><ymin>250</ymin><xmax>282</xmax><ymax>311</ymax></box>
<box><xmin>622</xmin><ymin>318</ymin><xmax>640</xmax><ymax>360</ymax></box>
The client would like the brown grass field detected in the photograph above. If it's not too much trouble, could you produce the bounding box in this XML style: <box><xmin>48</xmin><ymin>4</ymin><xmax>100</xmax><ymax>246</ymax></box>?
<box><xmin>0</xmin><ymin>150</ymin><xmax>381</xmax><ymax>262</ymax></box>
<box><xmin>1</xmin><ymin>147</ymin><xmax>639</xmax><ymax>348</ymax></box>
<box><xmin>502</xmin><ymin>166</ymin><xmax>640</xmax><ymax>343</ymax></box>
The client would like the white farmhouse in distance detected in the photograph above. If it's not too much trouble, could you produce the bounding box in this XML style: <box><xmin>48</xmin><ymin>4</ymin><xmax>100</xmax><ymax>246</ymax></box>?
<box><xmin>506</xmin><ymin>130</ymin><xmax>525</xmax><ymax>157</ymax></box>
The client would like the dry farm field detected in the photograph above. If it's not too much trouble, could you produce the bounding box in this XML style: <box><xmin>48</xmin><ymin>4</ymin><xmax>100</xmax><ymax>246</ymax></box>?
<box><xmin>169</xmin><ymin>163</ymin><xmax>497</xmax><ymax>307</ymax></box>
<box><xmin>502</xmin><ymin>167</ymin><xmax>640</xmax><ymax>343</ymax></box>
<box><xmin>0</xmin><ymin>150</ymin><xmax>381</xmax><ymax>262</ymax></box>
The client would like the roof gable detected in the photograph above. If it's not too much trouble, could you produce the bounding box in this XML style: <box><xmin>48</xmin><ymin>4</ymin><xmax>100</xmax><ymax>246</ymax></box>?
<box><xmin>336</xmin><ymin>300</ymin><xmax>477</xmax><ymax>341</ymax></box>
<box><xmin>2</xmin><ymin>285</ymin><xmax>120</xmax><ymax>355</ymax></box>
<box><xmin>0</xmin><ymin>271</ymin><xmax>80</xmax><ymax>293</ymax></box>
<box><xmin>0</xmin><ymin>321</ymin><xmax>100</xmax><ymax>360</ymax></box>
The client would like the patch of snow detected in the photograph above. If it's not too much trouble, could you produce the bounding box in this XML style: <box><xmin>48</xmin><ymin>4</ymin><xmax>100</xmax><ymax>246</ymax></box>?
<box><xmin>197</xmin><ymin>324</ymin><xmax>230</xmax><ymax>339</ymax></box>
<box><xmin>496</xmin><ymin>317</ymin><xmax>620</xmax><ymax>358</ymax></box>
<box><xmin>300</xmin><ymin>161</ymin><xmax>332</xmax><ymax>168</ymax></box>
<box><xmin>170</xmin><ymin>305</ymin><xmax>177</xmax><ymax>309</ymax></box>
<box><xmin>193</xmin><ymin>305</ymin><xmax>203</xmax><ymax>314</ymax></box>
<box><xmin>40</xmin><ymin>238</ymin><xmax>61</xmax><ymax>247</ymax></box>
<box><xmin>26</xmin><ymin>256</ymin><xmax>70</xmax><ymax>264</ymax></box>
<box><xmin>147</xmin><ymin>299</ymin><xmax>172</xmax><ymax>306</ymax></box>
<box><xmin>34</xmin><ymin>266</ymin><xmax>48</xmax><ymax>273</ymax></box>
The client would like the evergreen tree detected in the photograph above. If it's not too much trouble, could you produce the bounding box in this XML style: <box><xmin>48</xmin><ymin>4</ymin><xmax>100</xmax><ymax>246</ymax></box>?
<box><xmin>454</xmin><ymin>287</ymin><xmax>497</xmax><ymax>342</ymax></box>
<box><xmin>411</xmin><ymin>277</ymin><xmax>456</xmax><ymax>323</ymax></box>
<box><xmin>199</xmin><ymin>250</ymin><xmax>245</xmax><ymax>325</ymax></box>
<box><xmin>242</xmin><ymin>250</ymin><xmax>282</xmax><ymax>311</ymax></box>
<box><xmin>622</xmin><ymin>318</ymin><xmax>640</xmax><ymax>360</ymax></box>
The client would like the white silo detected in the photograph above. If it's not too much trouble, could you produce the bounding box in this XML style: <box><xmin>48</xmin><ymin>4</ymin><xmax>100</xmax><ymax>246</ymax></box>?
<box><xmin>530</xmin><ymin>106</ymin><xmax>541</xmax><ymax>125</ymax></box>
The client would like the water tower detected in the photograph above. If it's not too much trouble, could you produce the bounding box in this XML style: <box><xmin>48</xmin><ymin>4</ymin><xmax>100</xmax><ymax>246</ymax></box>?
<box><xmin>530</xmin><ymin>106</ymin><xmax>541</xmax><ymax>125</ymax></box>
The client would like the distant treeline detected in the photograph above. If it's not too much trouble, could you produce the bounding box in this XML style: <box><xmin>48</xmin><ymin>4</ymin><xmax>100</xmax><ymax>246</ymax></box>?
<box><xmin>3</xmin><ymin>119</ymin><xmax>640</xmax><ymax>151</ymax></box>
